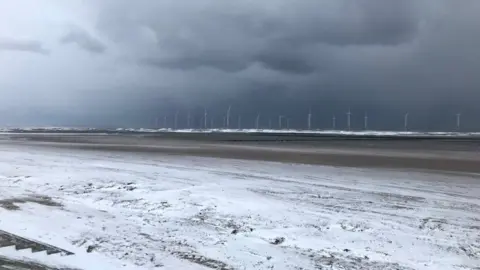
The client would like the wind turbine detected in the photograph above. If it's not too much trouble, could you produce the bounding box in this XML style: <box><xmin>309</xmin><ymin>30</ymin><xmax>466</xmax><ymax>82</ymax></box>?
<box><xmin>404</xmin><ymin>113</ymin><xmax>409</xmax><ymax>131</ymax></box>
<box><xmin>307</xmin><ymin>108</ymin><xmax>312</xmax><ymax>130</ymax></box>
<box><xmin>456</xmin><ymin>113</ymin><xmax>461</xmax><ymax>131</ymax></box>
<box><xmin>278</xmin><ymin>115</ymin><xmax>283</xmax><ymax>129</ymax></box>
<box><xmin>174</xmin><ymin>110</ymin><xmax>179</xmax><ymax>130</ymax></box>
<box><xmin>226</xmin><ymin>105</ymin><xmax>231</xmax><ymax>129</ymax></box>
<box><xmin>332</xmin><ymin>115</ymin><xmax>336</xmax><ymax>130</ymax></box>
<box><xmin>346</xmin><ymin>109</ymin><xmax>352</xmax><ymax>131</ymax></box>
<box><xmin>187</xmin><ymin>111</ymin><xmax>191</xmax><ymax>129</ymax></box>
<box><xmin>286</xmin><ymin>118</ymin><xmax>291</xmax><ymax>129</ymax></box>
<box><xmin>204</xmin><ymin>108</ymin><xmax>208</xmax><ymax>129</ymax></box>
<box><xmin>238</xmin><ymin>115</ymin><xmax>242</xmax><ymax>130</ymax></box>
<box><xmin>364</xmin><ymin>112</ymin><xmax>368</xmax><ymax>130</ymax></box>
<box><xmin>163</xmin><ymin>116</ymin><xmax>167</xmax><ymax>129</ymax></box>
<box><xmin>255</xmin><ymin>113</ymin><xmax>261</xmax><ymax>129</ymax></box>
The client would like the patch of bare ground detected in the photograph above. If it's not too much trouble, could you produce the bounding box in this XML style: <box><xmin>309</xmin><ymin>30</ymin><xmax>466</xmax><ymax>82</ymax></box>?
<box><xmin>0</xmin><ymin>195</ymin><xmax>62</xmax><ymax>211</ymax></box>
<box><xmin>291</xmin><ymin>247</ymin><xmax>415</xmax><ymax>270</ymax></box>
<box><xmin>71</xmin><ymin>231</ymin><xmax>234</xmax><ymax>269</ymax></box>
<box><xmin>454</xmin><ymin>265</ymin><xmax>480</xmax><ymax>270</ymax></box>
<box><xmin>172</xmin><ymin>251</ymin><xmax>234</xmax><ymax>270</ymax></box>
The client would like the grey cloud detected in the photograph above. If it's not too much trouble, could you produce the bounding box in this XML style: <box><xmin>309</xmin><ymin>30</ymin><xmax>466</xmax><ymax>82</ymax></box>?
<box><xmin>255</xmin><ymin>52</ymin><xmax>315</xmax><ymax>75</ymax></box>
<box><xmin>141</xmin><ymin>57</ymin><xmax>248</xmax><ymax>73</ymax></box>
<box><xmin>82</xmin><ymin>0</ymin><xmax>480</xmax><ymax>130</ymax></box>
<box><xmin>95</xmin><ymin>0</ymin><xmax>421</xmax><ymax>74</ymax></box>
<box><xmin>260</xmin><ymin>0</ymin><xmax>420</xmax><ymax>47</ymax></box>
<box><xmin>3</xmin><ymin>0</ymin><xmax>480</xmax><ymax>130</ymax></box>
<box><xmin>0</xmin><ymin>38</ymin><xmax>49</xmax><ymax>54</ymax></box>
<box><xmin>60</xmin><ymin>26</ymin><xmax>106</xmax><ymax>54</ymax></box>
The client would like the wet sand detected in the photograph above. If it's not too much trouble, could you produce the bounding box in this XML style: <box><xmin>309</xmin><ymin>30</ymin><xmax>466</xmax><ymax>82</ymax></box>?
<box><xmin>1</xmin><ymin>133</ymin><xmax>480</xmax><ymax>173</ymax></box>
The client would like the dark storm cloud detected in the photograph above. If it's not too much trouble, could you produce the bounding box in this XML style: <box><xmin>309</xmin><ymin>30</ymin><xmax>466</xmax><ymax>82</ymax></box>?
<box><xmin>253</xmin><ymin>0</ymin><xmax>420</xmax><ymax>48</ymax></box>
<box><xmin>255</xmin><ymin>53</ymin><xmax>315</xmax><ymax>75</ymax></box>
<box><xmin>96</xmin><ymin>0</ymin><xmax>420</xmax><ymax>74</ymax></box>
<box><xmin>0</xmin><ymin>38</ymin><xmax>49</xmax><ymax>54</ymax></box>
<box><xmin>3</xmin><ymin>0</ymin><xmax>480</xmax><ymax>130</ymax></box>
<box><xmin>140</xmin><ymin>55</ymin><xmax>249</xmax><ymax>73</ymax></box>
<box><xmin>60</xmin><ymin>26</ymin><xmax>106</xmax><ymax>54</ymax></box>
<box><xmin>82</xmin><ymin>0</ymin><xmax>480</xmax><ymax>131</ymax></box>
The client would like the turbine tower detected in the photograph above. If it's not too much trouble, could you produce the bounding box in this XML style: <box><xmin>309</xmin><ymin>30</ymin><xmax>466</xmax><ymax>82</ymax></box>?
<box><xmin>163</xmin><ymin>116</ymin><xmax>167</xmax><ymax>129</ymax></box>
<box><xmin>332</xmin><ymin>115</ymin><xmax>336</xmax><ymax>130</ymax></box>
<box><xmin>364</xmin><ymin>112</ymin><xmax>368</xmax><ymax>130</ymax></box>
<box><xmin>255</xmin><ymin>113</ymin><xmax>261</xmax><ymax>129</ymax></box>
<box><xmin>404</xmin><ymin>113</ymin><xmax>409</xmax><ymax>131</ymax></box>
<box><xmin>204</xmin><ymin>108</ymin><xmax>208</xmax><ymax>129</ymax></box>
<box><xmin>187</xmin><ymin>111</ymin><xmax>191</xmax><ymax>129</ymax></box>
<box><xmin>307</xmin><ymin>108</ymin><xmax>312</xmax><ymax>130</ymax></box>
<box><xmin>226</xmin><ymin>105</ymin><xmax>232</xmax><ymax>129</ymax></box>
<box><xmin>278</xmin><ymin>115</ymin><xmax>283</xmax><ymax>129</ymax></box>
<box><xmin>346</xmin><ymin>109</ymin><xmax>352</xmax><ymax>131</ymax></box>
<box><xmin>174</xmin><ymin>110</ymin><xmax>179</xmax><ymax>130</ymax></box>
<box><xmin>238</xmin><ymin>115</ymin><xmax>242</xmax><ymax>129</ymax></box>
<box><xmin>456</xmin><ymin>113</ymin><xmax>461</xmax><ymax>131</ymax></box>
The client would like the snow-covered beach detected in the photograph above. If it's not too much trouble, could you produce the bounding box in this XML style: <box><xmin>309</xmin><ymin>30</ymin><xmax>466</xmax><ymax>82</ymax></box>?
<box><xmin>0</xmin><ymin>139</ymin><xmax>479</xmax><ymax>269</ymax></box>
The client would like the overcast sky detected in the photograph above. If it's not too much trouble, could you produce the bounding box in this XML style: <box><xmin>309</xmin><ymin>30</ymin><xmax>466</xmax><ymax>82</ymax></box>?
<box><xmin>1</xmin><ymin>0</ymin><xmax>479</xmax><ymax>130</ymax></box>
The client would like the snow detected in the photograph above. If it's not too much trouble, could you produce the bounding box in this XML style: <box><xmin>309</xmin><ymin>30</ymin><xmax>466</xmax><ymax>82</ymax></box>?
<box><xmin>0</xmin><ymin>143</ymin><xmax>479</xmax><ymax>269</ymax></box>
